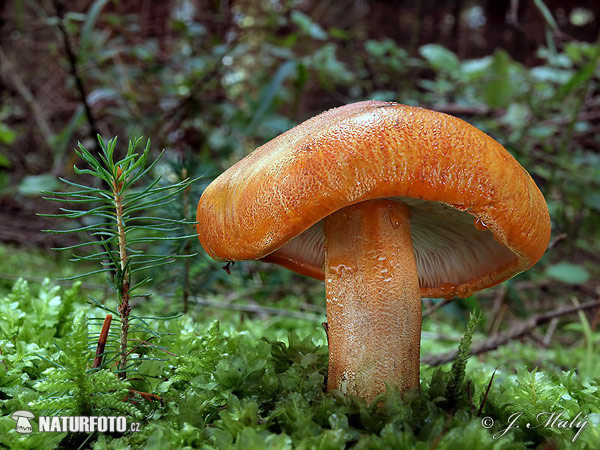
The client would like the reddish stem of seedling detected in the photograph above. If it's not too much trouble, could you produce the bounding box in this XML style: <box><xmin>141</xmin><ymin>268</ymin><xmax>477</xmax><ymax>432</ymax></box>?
<box><xmin>113</xmin><ymin>170</ymin><xmax>131</xmax><ymax>379</ymax></box>
<box><xmin>127</xmin><ymin>389</ymin><xmax>163</xmax><ymax>404</ymax></box>
<box><xmin>92</xmin><ymin>314</ymin><xmax>113</xmax><ymax>369</ymax></box>
<box><xmin>324</xmin><ymin>199</ymin><xmax>421</xmax><ymax>401</ymax></box>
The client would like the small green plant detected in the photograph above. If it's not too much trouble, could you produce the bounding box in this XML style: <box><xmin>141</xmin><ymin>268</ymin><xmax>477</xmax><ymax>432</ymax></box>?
<box><xmin>41</xmin><ymin>136</ymin><xmax>198</xmax><ymax>377</ymax></box>
<box><xmin>445</xmin><ymin>309</ymin><xmax>481</xmax><ymax>409</ymax></box>
<box><xmin>31</xmin><ymin>312</ymin><xmax>139</xmax><ymax>418</ymax></box>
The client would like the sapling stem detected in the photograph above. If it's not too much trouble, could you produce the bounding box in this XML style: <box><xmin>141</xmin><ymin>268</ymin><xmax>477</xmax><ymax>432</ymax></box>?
<box><xmin>182</xmin><ymin>167</ymin><xmax>191</xmax><ymax>313</ymax></box>
<box><xmin>113</xmin><ymin>168</ymin><xmax>131</xmax><ymax>378</ymax></box>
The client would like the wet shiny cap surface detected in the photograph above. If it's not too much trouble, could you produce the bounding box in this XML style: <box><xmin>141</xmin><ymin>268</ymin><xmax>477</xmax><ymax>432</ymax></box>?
<box><xmin>196</xmin><ymin>101</ymin><xmax>551</xmax><ymax>298</ymax></box>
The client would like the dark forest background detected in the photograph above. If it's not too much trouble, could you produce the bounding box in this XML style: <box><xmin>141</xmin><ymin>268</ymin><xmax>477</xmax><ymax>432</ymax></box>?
<box><xmin>1</xmin><ymin>0</ymin><xmax>599</xmax><ymax>251</ymax></box>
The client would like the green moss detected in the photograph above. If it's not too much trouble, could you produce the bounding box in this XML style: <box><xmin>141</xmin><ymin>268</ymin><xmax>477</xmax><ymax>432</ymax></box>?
<box><xmin>1</xmin><ymin>278</ymin><xmax>599</xmax><ymax>449</ymax></box>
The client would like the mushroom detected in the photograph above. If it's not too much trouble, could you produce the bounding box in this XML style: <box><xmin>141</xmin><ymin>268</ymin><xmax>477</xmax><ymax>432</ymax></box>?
<box><xmin>196</xmin><ymin>101</ymin><xmax>551</xmax><ymax>402</ymax></box>
<box><xmin>10</xmin><ymin>410</ymin><xmax>34</xmax><ymax>433</ymax></box>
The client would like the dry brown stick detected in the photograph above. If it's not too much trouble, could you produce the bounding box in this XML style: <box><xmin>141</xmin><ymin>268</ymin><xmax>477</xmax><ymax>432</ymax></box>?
<box><xmin>490</xmin><ymin>304</ymin><xmax>508</xmax><ymax>336</ymax></box>
<box><xmin>92</xmin><ymin>314</ymin><xmax>112</xmax><ymax>369</ymax></box>
<box><xmin>548</xmin><ymin>233</ymin><xmax>567</xmax><ymax>249</ymax></box>
<box><xmin>477</xmin><ymin>368</ymin><xmax>497</xmax><ymax>417</ymax></box>
<box><xmin>0</xmin><ymin>46</ymin><xmax>55</xmax><ymax>152</ymax></box>
<box><xmin>477</xmin><ymin>279</ymin><xmax>598</xmax><ymax>300</ymax></box>
<box><xmin>487</xmin><ymin>284</ymin><xmax>507</xmax><ymax>333</ymax></box>
<box><xmin>192</xmin><ymin>296</ymin><xmax>468</xmax><ymax>340</ymax></box>
<box><xmin>423</xmin><ymin>297</ymin><xmax>454</xmax><ymax>318</ymax></box>
<box><xmin>192</xmin><ymin>296</ymin><xmax>325</xmax><ymax>321</ymax></box>
<box><xmin>127</xmin><ymin>389</ymin><xmax>163</xmax><ymax>404</ymax></box>
<box><xmin>422</xmin><ymin>299</ymin><xmax>600</xmax><ymax>366</ymax></box>
<box><xmin>543</xmin><ymin>317</ymin><xmax>560</xmax><ymax>346</ymax></box>
<box><xmin>53</xmin><ymin>0</ymin><xmax>101</xmax><ymax>151</ymax></box>
<box><xmin>322</xmin><ymin>322</ymin><xmax>329</xmax><ymax>347</ymax></box>
<box><xmin>527</xmin><ymin>331</ymin><xmax>548</xmax><ymax>348</ymax></box>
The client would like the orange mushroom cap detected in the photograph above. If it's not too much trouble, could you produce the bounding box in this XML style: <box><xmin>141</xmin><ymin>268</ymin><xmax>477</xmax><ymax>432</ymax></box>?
<box><xmin>197</xmin><ymin>101</ymin><xmax>551</xmax><ymax>299</ymax></box>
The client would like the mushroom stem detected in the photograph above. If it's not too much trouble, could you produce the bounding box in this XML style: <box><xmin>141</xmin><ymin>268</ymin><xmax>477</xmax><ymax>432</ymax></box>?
<box><xmin>324</xmin><ymin>199</ymin><xmax>421</xmax><ymax>401</ymax></box>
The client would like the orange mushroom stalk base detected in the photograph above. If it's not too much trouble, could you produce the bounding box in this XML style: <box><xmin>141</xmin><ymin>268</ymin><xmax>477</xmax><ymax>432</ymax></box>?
<box><xmin>324</xmin><ymin>199</ymin><xmax>421</xmax><ymax>401</ymax></box>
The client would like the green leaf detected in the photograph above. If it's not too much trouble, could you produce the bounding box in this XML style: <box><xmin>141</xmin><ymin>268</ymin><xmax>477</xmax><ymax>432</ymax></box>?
<box><xmin>290</xmin><ymin>11</ymin><xmax>327</xmax><ymax>40</ymax></box>
<box><xmin>419</xmin><ymin>44</ymin><xmax>460</xmax><ymax>74</ymax></box>
<box><xmin>0</xmin><ymin>122</ymin><xmax>17</xmax><ymax>145</ymax></box>
<box><xmin>78</xmin><ymin>0</ymin><xmax>111</xmax><ymax>62</ymax></box>
<box><xmin>18</xmin><ymin>174</ymin><xmax>60</xmax><ymax>195</ymax></box>
<box><xmin>583</xmin><ymin>191</ymin><xmax>600</xmax><ymax>211</ymax></box>
<box><xmin>51</xmin><ymin>106</ymin><xmax>85</xmax><ymax>162</ymax></box>
<box><xmin>310</xmin><ymin>44</ymin><xmax>353</xmax><ymax>89</ymax></box>
<box><xmin>482</xmin><ymin>50</ymin><xmax>513</xmax><ymax>108</ymax></box>
<box><xmin>0</xmin><ymin>153</ymin><xmax>9</xmax><ymax>168</ymax></box>
<box><xmin>531</xmin><ymin>66</ymin><xmax>571</xmax><ymax>83</ymax></box>
<box><xmin>554</xmin><ymin>59</ymin><xmax>598</xmax><ymax>101</ymax></box>
<box><xmin>533</xmin><ymin>0</ymin><xmax>558</xmax><ymax>30</ymax></box>
<box><xmin>247</xmin><ymin>60</ymin><xmax>296</xmax><ymax>133</ymax></box>
<box><xmin>545</xmin><ymin>262</ymin><xmax>590</xmax><ymax>284</ymax></box>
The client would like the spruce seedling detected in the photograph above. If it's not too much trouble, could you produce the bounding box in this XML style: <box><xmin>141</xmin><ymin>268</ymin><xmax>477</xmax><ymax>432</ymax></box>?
<box><xmin>41</xmin><ymin>136</ymin><xmax>198</xmax><ymax>378</ymax></box>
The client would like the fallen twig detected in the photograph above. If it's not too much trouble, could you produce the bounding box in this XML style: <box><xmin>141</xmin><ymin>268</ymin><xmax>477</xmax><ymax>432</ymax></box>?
<box><xmin>543</xmin><ymin>317</ymin><xmax>560</xmax><ymax>346</ymax></box>
<box><xmin>422</xmin><ymin>299</ymin><xmax>600</xmax><ymax>366</ymax></box>
<box><xmin>489</xmin><ymin>304</ymin><xmax>508</xmax><ymax>336</ymax></box>
<box><xmin>487</xmin><ymin>284</ymin><xmax>507</xmax><ymax>334</ymax></box>
<box><xmin>53</xmin><ymin>0</ymin><xmax>101</xmax><ymax>151</ymax></box>
<box><xmin>423</xmin><ymin>297</ymin><xmax>454</xmax><ymax>318</ymax></box>
<box><xmin>476</xmin><ymin>279</ymin><xmax>598</xmax><ymax>299</ymax></box>
<box><xmin>477</xmin><ymin>368</ymin><xmax>497</xmax><ymax>417</ymax></box>
<box><xmin>92</xmin><ymin>314</ymin><xmax>112</xmax><ymax>369</ymax></box>
<box><xmin>191</xmin><ymin>296</ymin><xmax>325</xmax><ymax>321</ymax></box>
<box><xmin>0</xmin><ymin>46</ymin><xmax>55</xmax><ymax>154</ymax></box>
<box><xmin>548</xmin><ymin>233</ymin><xmax>567</xmax><ymax>249</ymax></box>
<box><xmin>127</xmin><ymin>389</ymin><xmax>163</xmax><ymax>404</ymax></box>
<box><xmin>322</xmin><ymin>322</ymin><xmax>329</xmax><ymax>346</ymax></box>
